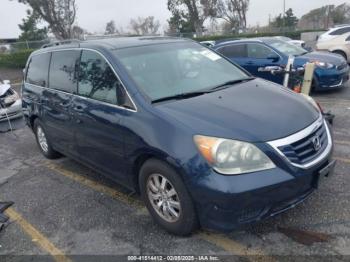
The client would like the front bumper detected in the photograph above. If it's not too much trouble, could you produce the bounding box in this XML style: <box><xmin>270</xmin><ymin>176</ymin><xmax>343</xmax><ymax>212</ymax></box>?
<box><xmin>314</xmin><ymin>66</ymin><xmax>350</xmax><ymax>90</ymax></box>
<box><xmin>188</xmin><ymin>118</ymin><xmax>334</xmax><ymax>232</ymax></box>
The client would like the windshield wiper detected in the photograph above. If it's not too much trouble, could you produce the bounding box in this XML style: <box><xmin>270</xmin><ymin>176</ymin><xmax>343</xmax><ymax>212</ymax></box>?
<box><xmin>209</xmin><ymin>77</ymin><xmax>256</xmax><ymax>91</ymax></box>
<box><xmin>152</xmin><ymin>77</ymin><xmax>256</xmax><ymax>104</ymax></box>
<box><xmin>152</xmin><ymin>90</ymin><xmax>210</xmax><ymax>104</ymax></box>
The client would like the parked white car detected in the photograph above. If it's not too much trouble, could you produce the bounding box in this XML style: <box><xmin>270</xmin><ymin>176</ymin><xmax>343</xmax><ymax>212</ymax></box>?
<box><xmin>318</xmin><ymin>25</ymin><xmax>350</xmax><ymax>43</ymax></box>
<box><xmin>0</xmin><ymin>80</ymin><xmax>22</xmax><ymax>122</ymax></box>
<box><xmin>274</xmin><ymin>36</ymin><xmax>306</xmax><ymax>48</ymax></box>
<box><xmin>316</xmin><ymin>32</ymin><xmax>350</xmax><ymax>63</ymax></box>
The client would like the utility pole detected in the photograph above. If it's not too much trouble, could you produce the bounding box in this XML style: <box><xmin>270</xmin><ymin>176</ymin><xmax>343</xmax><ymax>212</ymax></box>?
<box><xmin>282</xmin><ymin>0</ymin><xmax>286</xmax><ymax>33</ymax></box>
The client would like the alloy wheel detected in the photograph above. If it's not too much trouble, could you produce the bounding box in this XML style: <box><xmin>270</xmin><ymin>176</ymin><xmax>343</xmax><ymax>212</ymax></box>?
<box><xmin>147</xmin><ymin>174</ymin><xmax>182</xmax><ymax>223</ymax></box>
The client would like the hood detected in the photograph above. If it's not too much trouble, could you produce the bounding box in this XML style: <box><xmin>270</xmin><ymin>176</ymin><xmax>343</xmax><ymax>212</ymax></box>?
<box><xmin>296</xmin><ymin>51</ymin><xmax>345</xmax><ymax>66</ymax></box>
<box><xmin>155</xmin><ymin>79</ymin><xmax>320</xmax><ymax>142</ymax></box>
<box><xmin>0</xmin><ymin>83</ymin><xmax>11</xmax><ymax>96</ymax></box>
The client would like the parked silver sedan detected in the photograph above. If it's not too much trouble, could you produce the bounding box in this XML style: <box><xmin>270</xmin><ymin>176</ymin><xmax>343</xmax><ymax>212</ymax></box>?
<box><xmin>0</xmin><ymin>80</ymin><xmax>22</xmax><ymax>122</ymax></box>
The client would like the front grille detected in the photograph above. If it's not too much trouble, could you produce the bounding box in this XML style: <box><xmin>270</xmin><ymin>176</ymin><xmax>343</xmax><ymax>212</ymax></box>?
<box><xmin>337</xmin><ymin>62</ymin><xmax>348</xmax><ymax>71</ymax></box>
<box><xmin>277</xmin><ymin>123</ymin><xmax>328</xmax><ymax>165</ymax></box>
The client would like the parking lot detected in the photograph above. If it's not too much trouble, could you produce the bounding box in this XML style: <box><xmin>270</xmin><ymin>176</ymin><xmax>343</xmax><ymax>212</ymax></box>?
<box><xmin>0</xmin><ymin>70</ymin><xmax>350</xmax><ymax>261</ymax></box>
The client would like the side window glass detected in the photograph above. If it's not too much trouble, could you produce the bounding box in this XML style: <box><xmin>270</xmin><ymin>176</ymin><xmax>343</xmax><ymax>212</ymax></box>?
<box><xmin>26</xmin><ymin>53</ymin><xmax>51</xmax><ymax>87</ymax></box>
<box><xmin>78</xmin><ymin>50</ymin><xmax>122</xmax><ymax>105</ymax></box>
<box><xmin>247</xmin><ymin>44</ymin><xmax>276</xmax><ymax>59</ymax></box>
<box><xmin>218</xmin><ymin>44</ymin><xmax>247</xmax><ymax>58</ymax></box>
<box><xmin>330</xmin><ymin>27</ymin><xmax>350</xmax><ymax>35</ymax></box>
<box><xmin>49</xmin><ymin>50</ymin><xmax>80</xmax><ymax>93</ymax></box>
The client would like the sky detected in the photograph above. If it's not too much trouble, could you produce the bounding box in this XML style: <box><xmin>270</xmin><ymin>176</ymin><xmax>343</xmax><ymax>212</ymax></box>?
<box><xmin>0</xmin><ymin>0</ymin><xmax>348</xmax><ymax>38</ymax></box>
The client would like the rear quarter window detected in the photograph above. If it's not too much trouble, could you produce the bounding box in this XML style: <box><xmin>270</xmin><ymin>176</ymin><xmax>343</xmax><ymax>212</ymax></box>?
<box><xmin>49</xmin><ymin>50</ymin><xmax>81</xmax><ymax>93</ymax></box>
<box><xmin>217</xmin><ymin>44</ymin><xmax>247</xmax><ymax>58</ymax></box>
<box><xmin>26</xmin><ymin>53</ymin><xmax>51</xmax><ymax>87</ymax></box>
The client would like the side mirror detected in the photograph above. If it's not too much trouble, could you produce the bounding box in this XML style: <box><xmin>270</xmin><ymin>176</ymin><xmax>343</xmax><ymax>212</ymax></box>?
<box><xmin>267</xmin><ymin>54</ymin><xmax>280</xmax><ymax>62</ymax></box>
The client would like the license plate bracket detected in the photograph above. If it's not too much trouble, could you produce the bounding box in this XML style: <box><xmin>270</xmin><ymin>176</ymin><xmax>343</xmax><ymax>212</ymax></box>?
<box><xmin>315</xmin><ymin>160</ymin><xmax>336</xmax><ymax>188</ymax></box>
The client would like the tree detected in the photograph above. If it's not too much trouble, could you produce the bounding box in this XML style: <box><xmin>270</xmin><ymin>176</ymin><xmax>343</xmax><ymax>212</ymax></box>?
<box><xmin>18</xmin><ymin>9</ymin><xmax>48</xmax><ymax>41</ymax></box>
<box><xmin>167</xmin><ymin>9</ymin><xmax>194</xmax><ymax>34</ymax></box>
<box><xmin>14</xmin><ymin>0</ymin><xmax>77</xmax><ymax>40</ymax></box>
<box><xmin>284</xmin><ymin>8</ymin><xmax>298</xmax><ymax>28</ymax></box>
<box><xmin>217</xmin><ymin>0</ymin><xmax>249</xmax><ymax>30</ymax></box>
<box><xmin>298</xmin><ymin>4</ymin><xmax>350</xmax><ymax>30</ymax></box>
<box><xmin>72</xmin><ymin>25</ymin><xmax>85</xmax><ymax>39</ymax></box>
<box><xmin>105</xmin><ymin>20</ymin><xmax>116</xmax><ymax>35</ymax></box>
<box><xmin>270</xmin><ymin>8</ymin><xmax>298</xmax><ymax>30</ymax></box>
<box><xmin>332</xmin><ymin>3</ymin><xmax>350</xmax><ymax>24</ymax></box>
<box><xmin>167</xmin><ymin>0</ymin><xmax>218</xmax><ymax>36</ymax></box>
<box><xmin>129</xmin><ymin>16</ymin><xmax>161</xmax><ymax>35</ymax></box>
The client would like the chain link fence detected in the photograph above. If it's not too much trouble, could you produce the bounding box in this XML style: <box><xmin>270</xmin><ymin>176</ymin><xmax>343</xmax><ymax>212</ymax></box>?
<box><xmin>0</xmin><ymin>39</ymin><xmax>51</xmax><ymax>54</ymax></box>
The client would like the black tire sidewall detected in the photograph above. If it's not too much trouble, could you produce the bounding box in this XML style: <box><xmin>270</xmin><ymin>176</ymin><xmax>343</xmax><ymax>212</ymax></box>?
<box><xmin>139</xmin><ymin>159</ymin><xmax>198</xmax><ymax>236</ymax></box>
<box><xmin>33</xmin><ymin>119</ymin><xmax>59</xmax><ymax>159</ymax></box>
<box><xmin>333</xmin><ymin>50</ymin><xmax>347</xmax><ymax>61</ymax></box>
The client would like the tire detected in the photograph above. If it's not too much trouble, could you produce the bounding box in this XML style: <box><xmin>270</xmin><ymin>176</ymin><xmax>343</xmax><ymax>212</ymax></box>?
<box><xmin>33</xmin><ymin>119</ymin><xmax>61</xmax><ymax>159</ymax></box>
<box><xmin>139</xmin><ymin>159</ymin><xmax>198</xmax><ymax>236</ymax></box>
<box><xmin>332</xmin><ymin>50</ymin><xmax>347</xmax><ymax>61</ymax></box>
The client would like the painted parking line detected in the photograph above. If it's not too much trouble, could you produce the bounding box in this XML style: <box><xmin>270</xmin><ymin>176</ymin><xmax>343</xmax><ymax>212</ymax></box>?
<box><xmin>46</xmin><ymin>163</ymin><xmax>144</xmax><ymax>208</ymax></box>
<box><xmin>334</xmin><ymin>157</ymin><xmax>350</xmax><ymax>164</ymax></box>
<box><xmin>199</xmin><ymin>232</ymin><xmax>275</xmax><ymax>261</ymax></box>
<box><xmin>335</xmin><ymin>140</ymin><xmax>350</xmax><ymax>146</ymax></box>
<box><xmin>45</xmin><ymin>162</ymin><xmax>274</xmax><ymax>261</ymax></box>
<box><xmin>313</xmin><ymin>98</ymin><xmax>350</xmax><ymax>103</ymax></box>
<box><xmin>5</xmin><ymin>208</ymin><xmax>71</xmax><ymax>262</ymax></box>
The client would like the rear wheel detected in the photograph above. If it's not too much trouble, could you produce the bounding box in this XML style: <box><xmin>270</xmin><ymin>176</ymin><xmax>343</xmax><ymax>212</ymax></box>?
<box><xmin>139</xmin><ymin>159</ymin><xmax>198</xmax><ymax>236</ymax></box>
<box><xmin>332</xmin><ymin>50</ymin><xmax>347</xmax><ymax>61</ymax></box>
<box><xmin>34</xmin><ymin>119</ymin><xmax>61</xmax><ymax>159</ymax></box>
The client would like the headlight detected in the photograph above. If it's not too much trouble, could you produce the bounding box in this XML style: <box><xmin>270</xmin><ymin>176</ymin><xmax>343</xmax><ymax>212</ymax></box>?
<box><xmin>300</xmin><ymin>93</ymin><xmax>321</xmax><ymax>112</ymax></box>
<box><xmin>3</xmin><ymin>91</ymin><xmax>19</xmax><ymax>105</ymax></box>
<box><xmin>194</xmin><ymin>135</ymin><xmax>276</xmax><ymax>175</ymax></box>
<box><xmin>313</xmin><ymin>61</ymin><xmax>334</xmax><ymax>69</ymax></box>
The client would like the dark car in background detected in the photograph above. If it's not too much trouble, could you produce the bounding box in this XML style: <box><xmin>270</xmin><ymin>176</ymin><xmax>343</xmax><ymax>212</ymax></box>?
<box><xmin>214</xmin><ymin>38</ymin><xmax>349</xmax><ymax>91</ymax></box>
<box><xmin>22</xmin><ymin>37</ymin><xmax>334</xmax><ymax>235</ymax></box>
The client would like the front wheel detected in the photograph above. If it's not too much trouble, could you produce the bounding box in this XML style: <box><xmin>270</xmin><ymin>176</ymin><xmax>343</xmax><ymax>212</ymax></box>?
<box><xmin>139</xmin><ymin>159</ymin><xmax>198</xmax><ymax>236</ymax></box>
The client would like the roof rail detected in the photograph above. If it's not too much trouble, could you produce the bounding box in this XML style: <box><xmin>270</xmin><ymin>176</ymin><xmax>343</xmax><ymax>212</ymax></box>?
<box><xmin>41</xmin><ymin>39</ymin><xmax>81</xmax><ymax>49</ymax></box>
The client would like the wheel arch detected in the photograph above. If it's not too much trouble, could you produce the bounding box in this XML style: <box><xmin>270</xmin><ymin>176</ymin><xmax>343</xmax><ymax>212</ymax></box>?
<box><xmin>131</xmin><ymin>151</ymin><xmax>186</xmax><ymax>194</ymax></box>
<box><xmin>29</xmin><ymin>114</ymin><xmax>39</xmax><ymax>130</ymax></box>
<box><xmin>330</xmin><ymin>48</ymin><xmax>348</xmax><ymax>60</ymax></box>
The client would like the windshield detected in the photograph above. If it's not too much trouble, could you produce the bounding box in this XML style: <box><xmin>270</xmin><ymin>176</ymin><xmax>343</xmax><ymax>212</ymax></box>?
<box><xmin>264</xmin><ymin>39</ymin><xmax>307</xmax><ymax>56</ymax></box>
<box><xmin>114</xmin><ymin>42</ymin><xmax>248</xmax><ymax>101</ymax></box>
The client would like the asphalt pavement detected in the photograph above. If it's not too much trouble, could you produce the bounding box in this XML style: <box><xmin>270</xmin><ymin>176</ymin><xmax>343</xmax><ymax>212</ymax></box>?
<box><xmin>0</xmin><ymin>76</ymin><xmax>349</xmax><ymax>261</ymax></box>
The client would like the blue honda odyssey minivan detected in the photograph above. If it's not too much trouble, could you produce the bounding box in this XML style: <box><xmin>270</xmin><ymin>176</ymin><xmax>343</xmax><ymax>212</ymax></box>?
<box><xmin>22</xmin><ymin>37</ymin><xmax>335</xmax><ymax>235</ymax></box>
